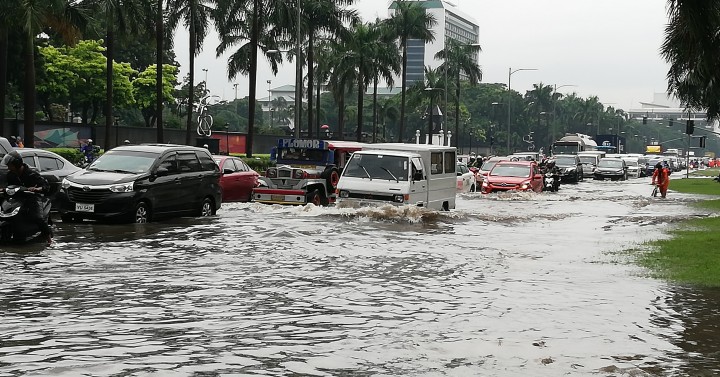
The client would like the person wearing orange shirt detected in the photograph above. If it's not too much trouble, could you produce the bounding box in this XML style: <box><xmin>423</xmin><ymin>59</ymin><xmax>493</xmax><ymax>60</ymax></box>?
<box><xmin>651</xmin><ymin>162</ymin><xmax>670</xmax><ymax>198</ymax></box>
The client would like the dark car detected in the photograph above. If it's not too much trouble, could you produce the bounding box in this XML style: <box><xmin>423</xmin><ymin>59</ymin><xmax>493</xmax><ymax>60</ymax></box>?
<box><xmin>552</xmin><ymin>154</ymin><xmax>584</xmax><ymax>183</ymax></box>
<box><xmin>58</xmin><ymin>144</ymin><xmax>222</xmax><ymax>223</ymax></box>
<box><xmin>594</xmin><ymin>158</ymin><xmax>628</xmax><ymax>181</ymax></box>
<box><xmin>14</xmin><ymin>148</ymin><xmax>82</xmax><ymax>209</ymax></box>
<box><xmin>213</xmin><ymin>155</ymin><xmax>259</xmax><ymax>202</ymax></box>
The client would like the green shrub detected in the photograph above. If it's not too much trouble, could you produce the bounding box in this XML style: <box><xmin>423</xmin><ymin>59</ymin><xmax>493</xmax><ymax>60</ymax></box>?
<box><xmin>240</xmin><ymin>155</ymin><xmax>273</xmax><ymax>172</ymax></box>
<box><xmin>49</xmin><ymin>148</ymin><xmax>84</xmax><ymax>165</ymax></box>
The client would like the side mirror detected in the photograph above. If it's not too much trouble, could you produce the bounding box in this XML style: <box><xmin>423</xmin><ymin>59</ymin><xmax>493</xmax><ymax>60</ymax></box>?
<box><xmin>155</xmin><ymin>167</ymin><xmax>169</xmax><ymax>177</ymax></box>
<box><xmin>413</xmin><ymin>172</ymin><xmax>424</xmax><ymax>181</ymax></box>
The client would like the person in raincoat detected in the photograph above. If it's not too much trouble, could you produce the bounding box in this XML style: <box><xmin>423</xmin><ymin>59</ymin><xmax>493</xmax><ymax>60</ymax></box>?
<box><xmin>651</xmin><ymin>162</ymin><xmax>670</xmax><ymax>198</ymax></box>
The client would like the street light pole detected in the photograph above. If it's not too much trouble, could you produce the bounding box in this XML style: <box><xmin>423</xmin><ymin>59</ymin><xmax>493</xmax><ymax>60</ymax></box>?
<box><xmin>233</xmin><ymin>83</ymin><xmax>238</xmax><ymax>101</ymax></box>
<box><xmin>507</xmin><ymin>67</ymin><xmax>537</xmax><ymax>153</ymax></box>
<box><xmin>294</xmin><ymin>0</ymin><xmax>302</xmax><ymax>138</ymax></box>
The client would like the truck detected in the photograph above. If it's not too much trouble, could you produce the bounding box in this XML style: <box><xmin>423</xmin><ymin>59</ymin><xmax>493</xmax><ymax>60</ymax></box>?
<box><xmin>336</xmin><ymin>143</ymin><xmax>458</xmax><ymax>211</ymax></box>
<box><xmin>551</xmin><ymin>133</ymin><xmax>598</xmax><ymax>155</ymax></box>
<box><xmin>252</xmin><ymin>138</ymin><xmax>365</xmax><ymax>206</ymax></box>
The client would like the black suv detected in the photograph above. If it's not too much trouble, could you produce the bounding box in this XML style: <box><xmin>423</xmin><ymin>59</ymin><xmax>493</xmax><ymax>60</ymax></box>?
<box><xmin>552</xmin><ymin>154</ymin><xmax>584</xmax><ymax>183</ymax></box>
<box><xmin>58</xmin><ymin>144</ymin><xmax>221</xmax><ymax>223</ymax></box>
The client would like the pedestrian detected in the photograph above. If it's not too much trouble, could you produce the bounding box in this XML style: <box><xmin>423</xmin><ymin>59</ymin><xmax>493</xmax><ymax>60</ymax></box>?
<box><xmin>16</xmin><ymin>137</ymin><xmax>24</xmax><ymax>148</ymax></box>
<box><xmin>651</xmin><ymin>162</ymin><xmax>670</xmax><ymax>198</ymax></box>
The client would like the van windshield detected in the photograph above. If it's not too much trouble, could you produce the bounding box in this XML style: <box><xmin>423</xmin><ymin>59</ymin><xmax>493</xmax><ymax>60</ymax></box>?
<box><xmin>344</xmin><ymin>154</ymin><xmax>409</xmax><ymax>181</ymax></box>
<box><xmin>89</xmin><ymin>150</ymin><xmax>159</xmax><ymax>173</ymax></box>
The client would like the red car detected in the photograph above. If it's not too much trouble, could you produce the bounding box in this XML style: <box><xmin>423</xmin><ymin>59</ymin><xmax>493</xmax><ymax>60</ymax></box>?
<box><xmin>480</xmin><ymin>160</ymin><xmax>544</xmax><ymax>194</ymax></box>
<box><xmin>213</xmin><ymin>156</ymin><xmax>260</xmax><ymax>202</ymax></box>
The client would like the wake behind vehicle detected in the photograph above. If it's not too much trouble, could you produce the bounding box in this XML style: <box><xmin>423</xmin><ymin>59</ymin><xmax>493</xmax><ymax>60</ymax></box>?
<box><xmin>336</xmin><ymin>143</ymin><xmax>457</xmax><ymax>211</ymax></box>
<box><xmin>253</xmin><ymin>139</ymin><xmax>365</xmax><ymax>206</ymax></box>
<box><xmin>0</xmin><ymin>186</ymin><xmax>51</xmax><ymax>244</ymax></box>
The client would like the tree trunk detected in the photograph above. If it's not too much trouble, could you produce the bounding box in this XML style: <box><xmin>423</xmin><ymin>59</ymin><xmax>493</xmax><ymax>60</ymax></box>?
<box><xmin>0</xmin><ymin>26</ymin><xmax>7</xmax><ymax>122</ymax></box>
<box><xmin>105</xmin><ymin>12</ymin><xmax>114</xmax><ymax>151</ymax></box>
<box><xmin>185</xmin><ymin>5</ymin><xmax>196</xmax><ymax>145</ymax></box>
<box><xmin>372</xmin><ymin>76</ymin><xmax>378</xmax><ymax>143</ymax></box>
<box><xmin>455</xmin><ymin>72</ymin><xmax>460</xmax><ymax>148</ymax></box>
<box><xmin>356</xmin><ymin>74</ymin><xmax>363</xmax><ymax>142</ymax></box>
<box><xmin>315</xmin><ymin>79</ymin><xmax>321</xmax><ymax>134</ymax></box>
<box><xmin>307</xmin><ymin>31</ymin><xmax>314</xmax><ymax>138</ymax></box>
<box><xmin>23</xmin><ymin>30</ymin><xmax>35</xmax><ymax>148</ymax></box>
<box><xmin>155</xmin><ymin>0</ymin><xmax>164</xmax><ymax>143</ymax></box>
<box><xmin>337</xmin><ymin>94</ymin><xmax>345</xmax><ymax>141</ymax></box>
<box><xmin>246</xmin><ymin>0</ymin><xmax>259</xmax><ymax>157</ymax></box>
<box><xmin>398</xmin><ymin>42</ymin><xmax>407</xmax><ymax>142</ymax></box>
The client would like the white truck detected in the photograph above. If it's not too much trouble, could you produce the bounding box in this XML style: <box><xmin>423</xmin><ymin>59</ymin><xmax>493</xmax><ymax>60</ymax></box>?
<box><xmin>336</xmin><ymin>143</ymin><xmax>457</xmax><ymax>211</ymax></box>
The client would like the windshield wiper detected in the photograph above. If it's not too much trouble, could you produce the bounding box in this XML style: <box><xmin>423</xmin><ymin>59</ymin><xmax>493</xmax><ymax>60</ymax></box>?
<box><xmin>358</xmin><ymin>164</ymin><xmax>371</xmax><ymax>180</ymax></box>
<box><xmin>381</xmin><ymin>167</ymin><xmax>399</xmax><ymax>183</ymax></box>
<box><xmin>111</xmin><ymin>169</ymin><xmax>134</xmax><ymax>174</ymax></box>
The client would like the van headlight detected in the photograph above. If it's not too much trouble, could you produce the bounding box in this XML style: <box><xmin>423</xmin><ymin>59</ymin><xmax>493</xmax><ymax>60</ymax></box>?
<box><xmin>393</xmin><ymin>194</ymin><xmax>405</xmax><ymax>203</ymax></box>
<box><xmin>61</xmin><ymin>178</ymin><xmax>71</xmax><ymax>190</ymax></box>
<box><xmin>339</xmin><ymin>190</ymin><xmax>350</xmax><ymax>198</ymax></box>
<box><xmin>109</xmin><ymin>182</ymin><xmax>134</xmax><ymax>193</ymax></box>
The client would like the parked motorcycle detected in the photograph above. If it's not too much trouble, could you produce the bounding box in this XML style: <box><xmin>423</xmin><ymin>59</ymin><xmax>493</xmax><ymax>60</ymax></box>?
<box><xmin>0</xmin><ymin>186</ymin><xmax>52</xmax><ymax>244</ymax></box>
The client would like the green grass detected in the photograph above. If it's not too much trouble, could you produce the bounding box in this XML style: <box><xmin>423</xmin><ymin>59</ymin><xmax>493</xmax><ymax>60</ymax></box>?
<box><xmin>688</xmin><ymin>167</ymin><xmax>720</xmax><ymax>177</ymax></box>
<box><xmin>670</xmin><ymin>177</ymin><xmax>720</xmax><ymax>196</ymax></box>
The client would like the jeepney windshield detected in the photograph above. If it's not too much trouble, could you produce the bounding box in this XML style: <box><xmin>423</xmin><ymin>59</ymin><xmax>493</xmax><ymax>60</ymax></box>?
<box><xmin>344</xmin><ymin>154</ymin><xmax>409</xmax><ymax>181</ymax></box>
<box><xmin>277</xmin><ymin>148</ymin><xmax>327</xmax><ymax>163</ymax></box>
<box><xmin>552</xmin><ymin>144</ymin><xmax>579</xmax><ymax>155</ymax></box>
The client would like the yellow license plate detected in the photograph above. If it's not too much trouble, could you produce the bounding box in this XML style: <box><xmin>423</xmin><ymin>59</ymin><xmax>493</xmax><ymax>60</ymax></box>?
<box><xmin>271</xmin><ymin>195</ymin><xmax>285</xmax><ymax>201</ymax></box>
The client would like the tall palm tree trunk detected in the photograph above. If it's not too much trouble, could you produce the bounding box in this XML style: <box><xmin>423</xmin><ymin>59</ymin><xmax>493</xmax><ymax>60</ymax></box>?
<box><xmin>455</xmin><ymin>73</ymin><xmax>460</xmax><ymax>148</ymax></box>
<box><xmin>185</xmin><ymin>8</ymin><xmax>196</xmax><ymax>145</ymax></box>
<box><xmin>337</xmin><ymin>96</ymin><xmax>345</xmax><ymax>140</ymax></box>
<box><xmin>23</xmin><ymin>30</ymin><xmax>35</xmax><ymax>148</ymax></box>
<box><xmin>372</xmin><ymin>76</ymin><xmax>378</xmax><ymax>143</ymax></box>
<box><xmin>307</xmin><ymin>32</ymin><xmax>314</xmax><ymax>138</ymax></box>
<box><xmin>155</xmin><ymin>0</ymin><xmax>164</xmax><ymax>143</ymax></box>
<box><xmin>0</xmin><ymin>26</ymin><xmax>8</xmax><ymax>125</ymax></box>
<box><xmin>315</xmin><ymin>81</ymin><xmax>321</xmax><ymax>134</ymax></box>
<box><xmin>104</xmin><ymin>12</ymin><xmax>114</xmax><ymax>151</ymax></box>
<box><xmin>246</xmin><ymin>0</ymin><xmax>259</xmax><ymax>157</ymax></box>
<box><xmin>356</xmin><ymin>76</ymin><xmax>364</xmax><ymax>142</ymax></box>
<box><xmin>398</xmin><ymin>43</ymin><xmax>407</xmax><ymax>142</ymax></box>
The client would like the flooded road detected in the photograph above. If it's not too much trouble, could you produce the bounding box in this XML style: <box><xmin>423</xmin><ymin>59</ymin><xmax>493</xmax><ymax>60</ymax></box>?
<box><xmin>2</xmin><ymin>177</ymin><xmax>719</xmax><ymax>376</ymax></box>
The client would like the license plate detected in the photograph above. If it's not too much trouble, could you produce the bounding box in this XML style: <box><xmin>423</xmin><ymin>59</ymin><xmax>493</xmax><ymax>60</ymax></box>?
<box><xmin>270</xmin><ymin>195</ymin><xmax>285</xmax><ymax>202</ymax></box>
<box><xmin>75</xmin><ymin>203</ymin><xmax>95</xmax><ymax>212</ymax></box>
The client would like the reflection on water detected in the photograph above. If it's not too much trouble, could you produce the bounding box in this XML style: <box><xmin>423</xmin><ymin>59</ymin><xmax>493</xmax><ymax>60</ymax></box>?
<box><xmin>0</xmin><ymin>178</ymin><xmax>718</xmax><ymax>376</ymax></box>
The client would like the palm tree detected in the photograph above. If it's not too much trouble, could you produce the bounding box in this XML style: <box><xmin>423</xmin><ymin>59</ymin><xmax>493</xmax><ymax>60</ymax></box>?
<box><xmin>167</xmin><ymin>0</ymin><xmax>215</xmax><ymax>145</ymax></box>
<box><xmin>407</xmin><ymin>66</ymin><xmax>444</xmax><ymax>142</ymax></box>
<box><xmin>435</xmin><ymin>38</ymin><xmax>482</xmax><ymax>148</ymax></box>
<box><xmin>326</xmin><ymin>38</ymin><xmax>356</xmax><ymax>140</ymax></box>
<box><xmin>302</xmin><ymin>0</ymin><xmax>357</xmax><ymax>138</ymax></box>
<box><xmin>662</xmin><ymin>1</ymin><xmax>720</xmax><ymax>119</ymax></box>
<box><xmin>18</xmin><ymin>0</ymin><xmax>85</xmax><ymax>148</ymax></box>
<box><xmin>384</xmin><ymin>0</ymin><xmax>436</xmax><ymax>142</ymax></box>
<box><xmin>0</xmin><ymin>2</ymin><xmax>17</xmax><ymax>121</ymax></box>
<box><xmin>85</xmin><ymin>0</ymin><xmax>144</xmax><ymax>151</ymax></box>
<box><xmin>369</xmin><ymin>20</ymin><xmax>400</xmax><ymax>143</ymax></box>
<box><xmin>155</xmin><ymin>0</ymin><xmax>164</xmax><ymax>143</ymax></box>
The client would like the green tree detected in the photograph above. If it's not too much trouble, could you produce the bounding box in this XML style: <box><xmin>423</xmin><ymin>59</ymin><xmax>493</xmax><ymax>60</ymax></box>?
<box><xmin>367</xmin><ymin>20</ymin><xmax>400</xmax><ymax>143</ymax></box>
<box><xmin>132</xmin><ymin>64</ymin><xmax>178</xmax><ymax>128</ymax></box>
<box><xmin>435</xmin><ymin>38</ymin><xmax>482</xmax><ymax>148</ymax></box>
<box><xmin>384</xmin><ymin>0</ymin><xmax>436</xmax><ymax>142</ymax></box>
<box><xmin>167</xmin><ymin>0</ymin><xmax>215</xmax><ymax>145</ymax></box>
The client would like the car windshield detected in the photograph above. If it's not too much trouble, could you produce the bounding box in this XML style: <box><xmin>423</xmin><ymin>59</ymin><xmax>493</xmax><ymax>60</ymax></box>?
<box><xmin>598</xmin><ymin>159</ymin><xmax>623</xmax><ymax>168</ymax></box>
<box><xmin>481</xmin><ymin>159</ymin><xmax>504</xmax><ymax>171</ymax></box>
<box><xmin>343</xmin><ymin>154</ymin><xmax>409</xmax><ymax>181</ymax></box>
<box><xmin>88</xmin><ymin>150</ymin><xmax>159</xmax><ymax>173</ymax></box>
<box><xmin>490</xmin><ymin>164</ymin><xmax>531</xmax><ymax>178</ymax></box>
<box><xmin>579</xmin><ymin>156</ymin><xmax>597</xmax><ymax>164</ymax></box>
<box><xmin>554</xmin><ymin>156</ymin><xmax>577</xmax><ymax>166</ymax></box>
<box><xmin>624</xmin><ymin>160</ymin><xmax>639</xmax><ymax>167</ymax></box>
<box><xmin>277</xmin><ymin>148</ymin><xmax>326</xmax><ymax>163</ymax></box>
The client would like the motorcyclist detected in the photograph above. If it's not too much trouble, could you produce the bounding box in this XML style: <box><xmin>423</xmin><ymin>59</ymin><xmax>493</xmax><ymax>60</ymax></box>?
<box><xmin>81</xmin><ymin>139</ymin><xmax>97</xmax><ymax>164</ymax></box>
<box><xmin>2</xmin><ymin>150</ymin><xmax>53</xmax><ymax>244</ymax></box>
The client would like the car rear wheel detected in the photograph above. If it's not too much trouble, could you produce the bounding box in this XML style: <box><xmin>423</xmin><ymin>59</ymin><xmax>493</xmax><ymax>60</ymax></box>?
<box><xmin>306</xmin><ymin>190</ymin><xmax>322</xmax><ymax>206</ymax></box>
<box><xmin>133</xmin><ymin>202</ymin><xmax>150</xmax><ymax>224</ymax></box>
<box><xmin>199</xmin><ymin>197</ymin><xmax>215</xmax><ymax>217</ymax></box>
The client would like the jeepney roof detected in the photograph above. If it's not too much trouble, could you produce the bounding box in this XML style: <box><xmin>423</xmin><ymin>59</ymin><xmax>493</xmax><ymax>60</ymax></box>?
<box><xmin>325</xmin><ymin>140</ymin><xmax>366</xmax><ymax>151</ymax></box>
<box><xmin>364</xmin><ymin>143</ymin><xmax>456</xmax><ymax>152</ymax></box>
<box><xmin>354</xmin><ymin>149</ymin><xmax>418</xmax><ymax>158</ymax></box>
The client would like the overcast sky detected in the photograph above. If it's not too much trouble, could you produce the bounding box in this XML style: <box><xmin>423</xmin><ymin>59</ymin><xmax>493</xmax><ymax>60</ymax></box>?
<box><xmin>174</xmin><ymin>0</ymin><xmax>670</xmax><ymax>111</ymax></box>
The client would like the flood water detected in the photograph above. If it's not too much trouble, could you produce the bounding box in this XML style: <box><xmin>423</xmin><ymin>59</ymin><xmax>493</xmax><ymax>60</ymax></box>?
<box><xmin>2</xmin><ymin>177</ymin><xmax>720</xmax><ymax>376</ymax></box>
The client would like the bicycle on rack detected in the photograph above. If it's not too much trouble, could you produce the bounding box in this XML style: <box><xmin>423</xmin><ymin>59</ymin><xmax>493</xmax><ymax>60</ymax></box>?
<box><xmin>196</xmin><ymin>95</ymin><xmax>220</xmax><ymax>137</ymax></box>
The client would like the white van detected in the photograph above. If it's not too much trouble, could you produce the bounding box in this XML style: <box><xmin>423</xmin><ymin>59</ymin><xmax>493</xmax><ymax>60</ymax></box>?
<box><xmin>336</xmin><ymin>143</ymin><xmax>457</xmax><ymax>210</ymax></box>
<box><xmin>577</xmin><ymin>151</ymin><xmax>607</xmax><ymax>178</ymax></box>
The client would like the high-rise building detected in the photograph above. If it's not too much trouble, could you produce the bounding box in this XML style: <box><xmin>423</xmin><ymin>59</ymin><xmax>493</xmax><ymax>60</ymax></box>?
<box><xmin>389</xmin><ymin>0</ymin><xmax>480</xmax><ymax>86</ymax></box>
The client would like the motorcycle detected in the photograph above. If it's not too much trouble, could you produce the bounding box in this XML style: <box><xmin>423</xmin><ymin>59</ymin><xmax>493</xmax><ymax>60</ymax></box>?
<box><xmin>543</xmin><ymin>170</ymin><xmax>561</xmax><ymax>192</ymax></box>
<box><xmin>0</xmin><ymin>186</ymin><xmax>52</xmax><ymax>244</ymax></box>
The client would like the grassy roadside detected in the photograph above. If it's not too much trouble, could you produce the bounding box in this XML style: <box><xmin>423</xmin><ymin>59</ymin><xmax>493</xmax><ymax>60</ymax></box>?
<box><xmin>636</xmin><ymin>177</ymin><xmax>720</xmax><ymax>286</ymax></box>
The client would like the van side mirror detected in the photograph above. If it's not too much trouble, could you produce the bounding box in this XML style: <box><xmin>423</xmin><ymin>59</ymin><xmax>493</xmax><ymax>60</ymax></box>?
<box><xmin>155</xmin><ymin>167</ymin><xmax>169</xmax><ymax>177</ymax></box>
<box><xmin>413</xmin><ymin>171</ymin><xmax>424</xmax><ymax>181</ymax></box>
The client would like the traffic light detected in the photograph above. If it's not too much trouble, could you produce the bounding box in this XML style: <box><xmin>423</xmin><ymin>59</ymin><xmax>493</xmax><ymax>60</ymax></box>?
<box><xmin>686</xmin><ymin>120</ymin><xmax>695</xmax><ymax>134</ymax></box>
<box><xmin>642</xmin><ymin>116</ymin><xmax>647</xmax><ymax>125</ymax></box>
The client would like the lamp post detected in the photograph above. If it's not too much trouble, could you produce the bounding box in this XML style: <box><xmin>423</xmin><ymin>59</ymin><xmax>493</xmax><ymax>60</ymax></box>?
<box><xmin>224</xmin><ymin>123</ymin><xmax>230</xmax><ymax>155</ymax></box>
<box><xmin>295</xmin><ymin>0</ymin><xmax>303</xmax><ymax>139</ymax></box>
<box><xmin>424</xmin><ymin>87</ymin><xmax>443</xmax><ymax>145</ymax></box>
<box><xmin>491</xmin><ymin>102</ymin><xmax>502</xmax><ymax>155</ymax></box>
<box><xmin>507</xmin><ymin>67</ymin><xmax>537</xmax><ymax>153</ymax></box>
<box><xmin>233</xmin><ymin>83</ymin><xmax>238</xmax><ymax>100</ymax></box>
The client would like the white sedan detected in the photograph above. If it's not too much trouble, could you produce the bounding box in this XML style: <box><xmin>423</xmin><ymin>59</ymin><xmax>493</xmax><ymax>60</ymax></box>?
<box><xmin>456</xmin><ymin>162</ymin><xmax>477</xmax><ymax>192</ymax></box>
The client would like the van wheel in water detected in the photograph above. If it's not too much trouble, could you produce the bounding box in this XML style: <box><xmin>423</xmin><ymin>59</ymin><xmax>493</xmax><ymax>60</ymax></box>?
<box><xmin>307</xmin><ymin>190</ymin><xmax>322</xmax><ymax>206</ymax></box>
<box><xmin>134</xmin><ymin>202</ymin><xmax>150</xmax><ymax>223</ymax></box>
<box><xmin>442</xmin><ymin>202</ymin><xmax>449</xmax><ymax>211</ymax></box>
<box><xmin>199</xmin><ymin>197</ymin><xmax>214</xmax><ymax>216</ymax></box>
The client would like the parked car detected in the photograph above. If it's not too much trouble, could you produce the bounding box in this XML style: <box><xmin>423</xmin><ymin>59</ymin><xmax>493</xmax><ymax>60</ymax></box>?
<box><xmin>480</xmin><ymin>160</ymin><xmax>544</xmax><ymax>194</ymax></box>
<box><xmin>622</xmin><ymin>157</ymin><xmax>641</xmax><ymax>178</ymax></box>
<box><xmin>58</xmin><ymin>144</ymin><xmax>222</xmax><ymax>223</ymax></box>
<box><xmin>213</xmin><ymin>155</ymin><xmax>260</xmax><ymax>202</ymax></box>
<box><xmin>456</xmin><ymin>162</ymin><xmax>476</xmax><ymax>192</ymax></box>
<box><xmin>594</xmin><ymin>158</ymin><xmax>628</xmax><ymax>180</ymax></box>
<box><xmin>14</xmin><ymin>148</ymin><xmax>82</xmax><ymax>209</ymax></box>
<box><xmin>552</xmin><ymin>154</ymin><xmax>584</xmax><ymax>182</ymax></box>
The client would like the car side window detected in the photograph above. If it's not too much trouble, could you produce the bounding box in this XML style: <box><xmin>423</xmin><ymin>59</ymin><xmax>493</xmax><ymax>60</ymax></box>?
<box><xmin>223</xmin><ymin>159</ymin><xmax>237</xmax><ymax>172</ymax></box>
<box><xmin>39</xmin><ymin>156</ymin><xmax>60</xmax><ymax>171</ymax></box>
<box><xmin>234</xmin><ymin>159</ymin><xmax>248</xmax><ymax>172</ymax></box>
<box><xmin>430</xmin><ymin>152</ymin><xmax>443</xmax><ymax>174</ymax></box>
<box><xmin>22</xmin><ymin>156</ymin><xmax>36</xmax><ymax>168</ymax></box>
<box><xmin>178</xmin><ymin>152</ymin><xmax>202</xmax><ymax>173</ymax></box>
<box><xmin>158</xmin><ymin>154</ymin><xmax>178</xmax><ymax>175</ymax></box>
<box><xmin>197</xmin><ymin>152</ymin><xmax>219</xmax><ymax>172</ymax></box>
<box><xmin>444</xmin><ymin>152</ymin><xmax>456</xmax><ymax>173</ymax></box>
